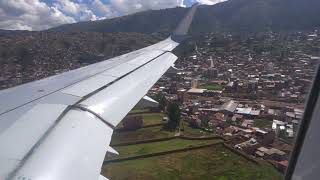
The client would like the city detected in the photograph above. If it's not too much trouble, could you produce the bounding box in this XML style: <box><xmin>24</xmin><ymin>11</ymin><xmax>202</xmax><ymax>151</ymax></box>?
<box><xmin>101</xmin><ymin>30</ymin><xmax>320</xmax><ymax>179</ymax></box>
<box><xmin>0</xmin><ymin>0</ymin><xmax>320</xmax><ymax>179</ymax></box>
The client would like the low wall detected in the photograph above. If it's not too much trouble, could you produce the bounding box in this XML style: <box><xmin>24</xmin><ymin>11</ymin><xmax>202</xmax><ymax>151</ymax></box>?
<box><xmin>180</xmin><ymin>136</ymin><xmax>222</xmax><ymax>140</ymax></box>
<box><xmin>115</xmin><ymin>123</ymin><xmax>164</xmax><ymax>132</ymax></box>
<box><xmin>111</xmin><ymin>136</ymin><xmax>224</xmax><ymax>147</ymax></box>
<box><xmin>222</xmin><ymin>143</ymin><xmax>259</xmax><ymax>164</ymax></box>
<box><xmin>111</xmin><ymin>136</ymin><xmax>178</xmax><ymax>147</ymax></box>
<box><xmin>104</xmin><ymin>142</ymin><xmax>223</xmax><ymax>164</ymax></box>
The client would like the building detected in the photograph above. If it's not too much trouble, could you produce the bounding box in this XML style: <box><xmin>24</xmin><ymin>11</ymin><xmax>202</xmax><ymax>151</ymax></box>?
<box><xmin>187</xmin><ymin>88</ymin><xmax>207</xmax><ymax>94</ymax></box>
<box><xmin>277</xmin><ymin>160</ymin><xmax>289</xmax><ymax>172</ymax></box>
<box><xmin>220</xmin><ymin>100</ymin><xmax>239</xmax><ymax>115</ymax></box>
<box><xmin>255</xmin><ymin>129</ymin><xmax>275</xmax><ymax>145</ymax></box>
<box><xmin>234</xmin><ymin>138</ymin><xmax>259</xmax><ymax>154</ymax></box>
<box><xmin>205</xmin><ymin>68</ymin><xmax>219</xmax><ymax>79</ymax></box>
<box><xmin>255</xmin><ymin>147</ymin><xmax>286</xmax><ymax>161</ymax></box>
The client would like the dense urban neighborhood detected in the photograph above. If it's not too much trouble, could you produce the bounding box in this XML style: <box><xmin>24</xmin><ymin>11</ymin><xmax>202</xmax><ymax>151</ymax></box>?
<box><xmin>0</xmin><ymin>31</ymin><xmax>160</xmax><ymax>90</ymax></box>
<box><xmin>143</xmin><ymin>30</ymin><xmax>319</xmax><ymax>174</ymax></box>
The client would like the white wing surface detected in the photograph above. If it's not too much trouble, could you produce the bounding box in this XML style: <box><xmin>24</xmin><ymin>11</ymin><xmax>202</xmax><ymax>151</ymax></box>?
<box><xmin>0</xmin><ymin>4</ymin><xmax>198</xmax><ymax>180</ymax></box>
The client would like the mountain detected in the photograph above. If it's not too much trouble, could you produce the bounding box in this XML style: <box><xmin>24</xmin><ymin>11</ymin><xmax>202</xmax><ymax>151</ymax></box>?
<box><xmin>0</xmin><ymin>29</ymin><xmax>34</xmax><ymax>37</ymax></box>
<box><xmin>0</xmin><ymin>31</ymin><xmax>161</xmax><ymax>89</ymax></box>
<box><xmin>51</xmin><ymin>0</ymin><xmax>320</xmax><ymax>34</ymax></box>
<box><xmin>190</xmin><ymin>0</ymin><xmax>320</xmax><ymax>33</ymax></box>
<box><xmin>50</xmin><ymin>7</ymin><xmax>188</xmax><ymax>37</ymax></box>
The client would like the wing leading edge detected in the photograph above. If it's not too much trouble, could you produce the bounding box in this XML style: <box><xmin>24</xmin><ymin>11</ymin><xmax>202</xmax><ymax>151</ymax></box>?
<box><xmin>0</xmin><ymin>4</ymin><xmax>199</xmax><ymax>180</ymax></box>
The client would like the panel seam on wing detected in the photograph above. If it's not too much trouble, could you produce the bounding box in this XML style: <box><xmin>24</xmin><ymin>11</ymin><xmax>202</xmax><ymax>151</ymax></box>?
<box><xmin>70</xmin><ymin>105</ymin><xmax>116</xmax><ymax>129</ymax></box>
<box><xmin>6</xmin><ymin>105</ymin><xmax>72</xmax><ymax>180</ymax></box>
<box><xmin>74</xmin><ymin>51</ymin><xmax>173</xmax><ymax>104</ymax></box>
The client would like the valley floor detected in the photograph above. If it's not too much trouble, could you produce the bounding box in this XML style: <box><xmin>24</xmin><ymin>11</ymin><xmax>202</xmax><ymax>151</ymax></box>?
<box><xmin>101</xmin><ymin>110</ymin><xmax>282</xmax><ymax>180</ymax></box>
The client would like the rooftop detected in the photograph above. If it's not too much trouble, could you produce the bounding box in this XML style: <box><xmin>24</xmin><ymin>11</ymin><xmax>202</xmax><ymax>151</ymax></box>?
<box><xmin>187</xmin><ymin>88</ymin><xmax>207</xmax><ymax>94</ymax></box>
<box><xmin>221</xmin><ymin>100</ymin><xmax>238</xmax><ymax>113</ymax></box>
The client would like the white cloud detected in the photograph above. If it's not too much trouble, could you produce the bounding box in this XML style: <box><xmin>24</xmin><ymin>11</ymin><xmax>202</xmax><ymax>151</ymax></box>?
<box><xmin>91</xmin><ymin>0</ymin><xmax>118</xmax><ymax>18</ymax></box>
<box><xmin>53</xmin><ymin>0</ymin><xmax>81</xmax><ymax>16</ymax></box>
<box><xmin>92</xmin><ymin>0</ymin><xmax>110</xmax><ymax>14</ymax></box>
<box><xmin>0</xmin><ymin>20</ymin><xmax>33</xmax><ymax>31</ymax></box>
<box><xmin>54</xmin><ymin>0</ymin><xmax>101</xmax><ymax>21</ymax></box>
<box><xmin>195</xmin><ymin>0</ymin><xmax>227</xmax><ymax>5</ymax></box>
<box><xmin>79</xmin><ymin>9</ymin><xmax>98</xmax><ymax>21</ymax></box>
<box><xmin>0</xmin><ymin>0</ymin><xmax>75</xmax><ymax>30</ymax></box>
<box><xmin>0</xmin><ymin>0</ymin><xmax>195</xmax><ymax>31</ymax></box>
<box><xmin>179</xmin><ymin>0</ymin><xmax>187</xmax><ymax>8</ymax></box>
<box><xmin>108</xmin><ymin>0</ymin><xmax>183</xmax><ymax>16</ymax></box>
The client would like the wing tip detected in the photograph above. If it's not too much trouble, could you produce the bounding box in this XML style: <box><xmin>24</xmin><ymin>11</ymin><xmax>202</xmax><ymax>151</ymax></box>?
<box><xmin>171</xmin><ymin>3</ymin><xmax>199</xmax><ymax>43</ymax></box>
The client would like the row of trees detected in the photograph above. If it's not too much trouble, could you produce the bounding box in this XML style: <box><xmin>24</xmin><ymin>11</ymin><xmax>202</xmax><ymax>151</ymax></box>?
<box><xmin>122</xmin><ymin>93</ymin><xmax>181</xmax><ymax>131</ymax></box>
<box><xmin>155</xmin><ymin>92</ymin><xmax>181</xmax><ymax>130</ymax></box>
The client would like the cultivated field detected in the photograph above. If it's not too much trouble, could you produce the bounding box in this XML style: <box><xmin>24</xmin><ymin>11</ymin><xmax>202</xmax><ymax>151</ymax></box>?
<box><xmin>102</xmin><ymin>144</ymin><xmax>282</xmax><ymax>180</ymax></box>
<box><xmin>102</xmin><ymin>110</ymin><xmax>282</xmax><ymax>180</ymax></box>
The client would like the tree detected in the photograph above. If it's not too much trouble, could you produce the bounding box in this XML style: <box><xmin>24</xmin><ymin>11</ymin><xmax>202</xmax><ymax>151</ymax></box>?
<box><xmin>200</xmin><ymin>114</ymin><xmax>210</xmax><ymax>128</ymax></box>
<box><xmin>122</xmin><ymin>115</ymin><xmax>143</xmax><ymax>130</ymax></box>
<box><xmin>167</xmin><ymin>102</ymin><xmax>181</xmax><ymax>130</ymax></box>
<box><xmin>226</xmin><ymin>118</ymin><xmax>233</xmax><ymax>125</ymax></box>
<box><xmin>155</xmin><ymin>92</ymin><xmax>166</xmax><ymax>111</ymax></box>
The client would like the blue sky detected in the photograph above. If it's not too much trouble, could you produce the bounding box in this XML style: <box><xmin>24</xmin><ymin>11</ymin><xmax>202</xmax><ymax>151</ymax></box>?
<box><xmin>0</xmin><ymin>0</ymin><xmax>226</xmax><ymax>31</ymax></box>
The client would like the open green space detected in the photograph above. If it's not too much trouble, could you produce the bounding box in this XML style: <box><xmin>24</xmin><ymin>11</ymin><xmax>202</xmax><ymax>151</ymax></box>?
<box><xmin>111</xmin><ymin>126</ymin><xmax>174</xmax><ymax>144</ymax></box>
<box><xmin>142</xmin><ymin>113</ymin><xmax>164</xmax><ymax>126</ymax></box>
<box><xmin>253</xmin><ymin>119</ymin><xmax>273</xmax><ymax>129</ymax></box>
<box><xmin>110</xmin><ymin>138</ymin><xmax>222</xmax><ymax>160</ymax></box>
<box><xmin>112</xmin><ymin>119</ymin><xmax>216</xmax><ymax>144</ymax></box>
<box><xmin>200</xmin><ymin>83</ymin><xmax>224</xmax><ymax>90</ymax></box>
<box><xmin>102</xmin><ymin>144</ymin><xmax>282</xmax><ymax>180</ymax></box>
<box><xmin>129</xmin><ymin>106</ymin><xmax>149</xmax><ymax>114</ymax></box>
<box><xmin>116</xmin><ymin>112</ymin><xmax>164</xmax><ymax>129</ymax></box>
<box><xmin>181</xmin><ymin>121</ymin><xmax>213</xmax><ymax>137</ymax></box>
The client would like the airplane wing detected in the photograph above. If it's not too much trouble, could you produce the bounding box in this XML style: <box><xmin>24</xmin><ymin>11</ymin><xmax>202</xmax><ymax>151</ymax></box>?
<box><xmin>0</xmin><ymin>4</ymin><xmax>199</xmax><ymax>180</ymax></box>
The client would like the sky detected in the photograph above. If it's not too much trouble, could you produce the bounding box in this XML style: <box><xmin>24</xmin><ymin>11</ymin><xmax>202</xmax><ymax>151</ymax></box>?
<box><xmin>0</xmin><ymin>0</ymin><xmax>227</xmax><ymax>31</ymax></box>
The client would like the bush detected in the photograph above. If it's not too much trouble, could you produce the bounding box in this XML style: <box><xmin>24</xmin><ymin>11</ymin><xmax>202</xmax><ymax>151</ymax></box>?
<box><xmin>167</xmin><ymin>102</ymin><xmax>181</xmax><ymax>130</ymax></box>
<box><xmin>122</xmin><ymin>115</ymin><xmax>143</xmax><ymax>130</ymax></box>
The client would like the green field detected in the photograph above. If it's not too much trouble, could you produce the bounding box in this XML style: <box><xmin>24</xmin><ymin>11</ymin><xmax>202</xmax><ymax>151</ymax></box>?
<box><xmin>110</xmin><ymin>138</ymin><xmax>222</xmax><ymax>159</ymax></box>
<box><xmin>111</xmin><ymin>126</ymin><xmax>174</xmax><ymax>144</ymax></box>
<box><xmin>106</xmin><ymin>114</ymin><xmax>282</xmax><ymax>180</ymax></box>
<box><xmin>253</xmin><ymin>119</ymin><xmax>273</xmax><ymax>129</ymax></box>
<box><xmin>142</xmin><ymin>113</ymin><xmax>164</xmax><ymax>126</ymax></box>
<box><xmin>102</xmin><ymin>144</ymin><xmax>282</xmax><ymax>180</ymax></box>
<box><xmin>200</xmin><ymin>83</ymin><xmax>224</xmax><ymax>90</ymax></box>
<box><xmin>112</xmin><ymin>120</ymin><xmax>216</xmax><ymax>145</ymax></box>
<box><xmin>130</xmin><ymin>109</ymin><xmax>149</xmax><ymax>113</ymax></box>
<box><xmin>129</xmin><ymin>106</ymin><xmax>149</xmax><ymax>114</ymax></box>
<box><xmin>115</xmin><ymin>112</ymin><xmax>164</xmax><ymax>129</ymax></box>
<box><xmin>181</xmin><ymin>121</ymin><xmax>212</xmax><ymax>137</ymax></box>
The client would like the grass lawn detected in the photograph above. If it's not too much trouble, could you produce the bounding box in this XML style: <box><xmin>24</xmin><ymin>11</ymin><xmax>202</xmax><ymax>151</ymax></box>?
<box><xmin>102</xmin><ymin>144</ymin><xmax>282</xmax><ymax>180</ymax></box>
<box><xmin>200</xmin><ymin>83</ymin><xmax>224</xmax><ymax>91</ymax></box>
<box><xmin>181</xmin><ymin>121</ymin><xmax>213</xmax><ymax>137</ymax></box>
<box><xmin>111</xmin><ymin>126</ymin><xmax>174</xmax><ymax>144</ymax></box>
<box><xmin>116</xmin><ymin>112</ymin><xmax>164</xmax><ymax>129</ymax></box>
<box><xmin>110</xmin><ymin>138</ymin><xmax>222</xmax><ymax>160</ymax></box>
<box><xmin>142</xmin><ymin>113</ymin><xmax>164</xmax><ymax>126</ymax></box>
<box><xmin>129</xmin><ymin>106</ymin><xmax>149</xmax><ymax>114</ymax></box>
<box><xmin>253</xmin><ymin>119</ymin><xmax>273</xmax><ymax>129</ymax></box>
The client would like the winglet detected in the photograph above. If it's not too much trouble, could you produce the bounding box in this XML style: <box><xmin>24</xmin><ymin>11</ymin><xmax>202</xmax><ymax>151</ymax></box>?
<box><xmin>171</xmin><ymin>4</ymin><xmax>199</xmax><ymax>43</ymax></box>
